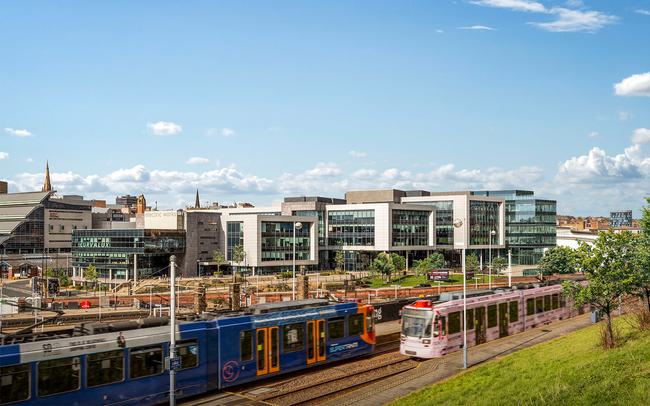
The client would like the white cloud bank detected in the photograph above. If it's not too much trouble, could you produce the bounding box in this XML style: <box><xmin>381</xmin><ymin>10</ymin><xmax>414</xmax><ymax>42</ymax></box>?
<box><xmin>614</xmin><ymin>72</ymin><xmax>650</xmax><ymax>97</ymax></box>
<box><xmin>147</xmin><ymin>121</ymin><xmax>183</xmax><ymax>135</ymax></box>
<box><xmin>459</xmin><ymin>25</ymin><xmax>496</xmax><ymax>30</ymax></box>
<box><xmin>0</xmin><ymin>152</ymin><xmax>8</xmax><ymax>160</ymax></box>
<box><xmin>5</xmin><ymin>128</ymin><xmax>33</xmax><ymax>137</ymax></box>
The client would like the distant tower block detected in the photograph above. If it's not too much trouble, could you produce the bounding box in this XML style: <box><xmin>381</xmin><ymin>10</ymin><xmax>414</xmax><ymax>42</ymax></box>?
<box><xmin>0</xmin><ymin>180</ymin><xmax>7</xmax><ymax>194</ymax></box>
<box><xmin>195</xmin><ymin>189</ymin><xmax>201</xmax><ymax>209</ymax></box>
<box><xmin>42</xmin><ymin>161</ymin><xmax>52</xmax><ymax>192</ymax></box>
<box><xmin>136</xmin><ymin>194</ymin><xmax>147</xmax><ymax>214</ymax></box>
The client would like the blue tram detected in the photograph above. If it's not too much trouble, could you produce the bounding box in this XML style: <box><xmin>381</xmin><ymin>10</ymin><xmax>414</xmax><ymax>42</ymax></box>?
<box><xmin>0</xmin><ymin>299</ymin><xmax>375</xmax><ymax>405</ymax></box>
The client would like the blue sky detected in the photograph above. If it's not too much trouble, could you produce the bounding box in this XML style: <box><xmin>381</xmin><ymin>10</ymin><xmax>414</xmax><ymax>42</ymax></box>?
<box><xmin>1</xmin><ymin>0</ymin><xmax>649</xmax><ymax>215</ymax></box>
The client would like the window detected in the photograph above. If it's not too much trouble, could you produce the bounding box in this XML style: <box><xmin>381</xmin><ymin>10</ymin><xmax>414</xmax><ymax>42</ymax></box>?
<box><xmin>440</xmin><ymin>316</ymin><xmax>446</xmax><ymax>336</ymax></box>
<box><xmin>282</xmin><ymin>323</ymin><xmax>304</xmax><ymax>352</ymax></box>
<box><xmin>509</xmin><ymin>301</ymin><xmax>519</xmax><ymax>323</ymax></box>
<box><xmin>328</xmin><ymin>317</ymin><xmax>345</xmax><ymax>340</ymax></box>
<box><xmin>177</xmin><ymin>340</ymin><xmax>199</xmax><ymax>370</ymax></box>
<box><xmin>38</xmin><ymin>357</ymin><xmax>80</xmax><ymax>396</ymax></box>
<box><xmin>465</xmin><ymin>308</ymin><xmax>474</xmax><ymax>330</ymax></box>
<box><xmin>348</xmin><ymin>314</ymin><xmax>364</xmax><ymax>336</ymax></box>
<box><xmin>59</xmin><ymin>225</ymin><xmax>65</xmax><ymax>232</ymax></box>
<box><xmin>536</xmin><ymin>297</ymin><xmax>544</xmax><ymax>314</ymax></box>
<box><xmin>87</xmin><ymin>350</ymin><xmax>124</xmax><ymax>387</ymax></box>
<box><xmin>560</xmin><ymin>294</ymin><xmax>567</xmax><ymax>308</ymax></box>
<box><xmin>0</xmin><ymin>364</ymin><xmax>30</xmax><ymax>404</ymax></box>
<box><xmin>448</xmin><ymin>312</ymin><xmax>461</xmax><ymax>335</ymax></box>
<box><xmin>552</xmin><ymin>294</ymin><xmax>559</xmax><ymax>310</ymax></box>
<box><xmin>240</xmin><ymin>330</ymin><xmax>253</xmax><ymax>361</ymax></box>
<box><xmin>129</xmin><ymin>345</ymin><xmax>163</xmax><ymax>379</ymax></box>
<box><xmin>544</xmin><ymin>295</ymin><xmax>551</xmax><ymax>312</ymax></box>
<box><xmin>487</xmin><ymin>305</ymin><xmax>497</xmax><ymax>328</ymax></box>
<box><xmin>526</xmin><ymin>298</ymin><xmax>535</xmax><ymax>316</ymax></box>
<box><xmin>366</xmin><ymin>311</ymin><xmax>374</xmax><ymax>333</ymax></box>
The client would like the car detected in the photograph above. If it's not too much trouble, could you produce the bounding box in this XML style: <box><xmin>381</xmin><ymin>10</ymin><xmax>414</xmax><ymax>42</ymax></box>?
<box><xmin>415</xmin><ymin>283</ymin><xmax>432</xmax><ymax>288</ymax></box>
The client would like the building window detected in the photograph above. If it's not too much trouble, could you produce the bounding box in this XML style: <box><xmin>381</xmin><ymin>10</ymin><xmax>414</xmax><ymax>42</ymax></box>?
<box><xmin>327</xmin><ymin>210</ymin><xmax>375</xmax><ymax>246</ymax></box>
<box><xmin>226</xmin><ymin>222</ymin><xmax>244</xmax><ymax>261</ymax></box>
<box><xmin>391</xmin><ymin>210</ymin><xmax>429</xmax><ymax>247</ymax></box>
<box><xmin>469</xmin><ymin>200</ymin><xmax>500</xmax><ymax>246</ymax></box>
<box><xmin>260</xmin><ymin>221</ymin><xmax>311</xmax><ymax>262</ymax></box>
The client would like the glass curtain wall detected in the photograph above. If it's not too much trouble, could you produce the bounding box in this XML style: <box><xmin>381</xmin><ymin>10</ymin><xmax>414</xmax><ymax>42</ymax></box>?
<box><xmin>469</xmin><ymin>201</ymin><xmax>500</xmax><ymax>245</ymax></box>
<box><xmin>226</xmin><ymin>222</ymin><xmax>244</xmax><ymax>260</ymax></box>
<box><xmin>260</xmin><ymin>221</ymin><xmax>311</xmax><ymax>261</ymax></box>
<box><xmin>293</xmin><ymin>210</ymin><xmax>324</xmax><ymax>246</ymax></box>
<box><xmin>327</xmin><ymin>210</ymin><xmax>375</xmax><ymax>246</ymax></box>
<box><xmin>391</xmin><ymin>210</ymin><xmax>429</xmax><ymax>246</ymax></box>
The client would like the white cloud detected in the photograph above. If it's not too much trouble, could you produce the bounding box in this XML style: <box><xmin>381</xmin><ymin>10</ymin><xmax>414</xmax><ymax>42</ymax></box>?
<box><xmin>0</xmin><ymin>152</ymin><xmax>8</xmax><ymax>160</ymax></box>
<box><xmin>349</xmin><ymin>150</ymin><xmax>367</xmax><ymax>158</ymax></box>
<box><xmin>435</xmin><ymin>29</ymin><xmax>444</xmax><ymax>34</ymax></box>
<box><xmin>351</xmin><ymin>169</ymin><xmax>378</xmax><ymax>179</ymax></box>
<box><xmin>303</xmin><ymin>162</ymin><xmax>341</xmax><ymax>178</ymax></box>
<box><xmin>206</xmin><ymin>127</ymin><xmax>236</xmax><ymax>137</ymax></box>
<box><xmin>471</xmin><ymin>0</ymin><xmax>617</xmax><ymax>33</ymax></box>
<box><xmin>222</xmin><ymin>128</ymin><xmax>235</xmax><ymax>137</ymax></box>
<box><xmin>531</xmin><ymin>8</ymin><xmax>617</xmax><ymax>32</ymax></box>
<box><xmin>635</xmin><ymin>9</ymin><xmax>650</xmax><ymax>16</ymax></box>
<box><xmin>588</xmin><ymin>131</ymin><xmax>599</xmax><ymax>138</ymax></box>
<box><xmin>26</xmin><ymin>158</ymin><xmax>33</xmax><ymax>163</ymax></box>
<box><xmin>618</xmin><ymin>111</ymin><xmax>632</xmax><ymax>121</ymax></box>
<box><xmin>614</xmin><ymin>72</ymin><xmax>650</xmax><ymax>97</ymax></box>
<box><xmin>632</xmin><ymin>128</ymin><xmax>650</xmax><ymax>145</ymax></box>
<box><xmin>459</xmin><ymin>25</ymin><xmax>496</xmax><ymax>30</ymax></box>
<box><xmin>186</xmin><ymin>157</ymin><xmax>210</xmax><ymax>165</ymax></box>
<box><xmin>5</xmin><ymin>128</ymin><xmax>33</xmax><ymax>137</ymax></box>
<box><xmin>471</xmin><ymin>0</ymin><xmax>545</xmax><ymax>13</ymax></box>
<box><xmin>147</xmin><ymin>121</ymin><xmax>182</xmax><ymax>136</ymax></box>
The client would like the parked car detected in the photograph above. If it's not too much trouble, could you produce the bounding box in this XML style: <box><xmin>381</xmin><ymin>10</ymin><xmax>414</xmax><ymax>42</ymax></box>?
<box><xmin>415</xmin><ymin>283</ymin><xmax>432</xmax><ymax>288</ymax></box>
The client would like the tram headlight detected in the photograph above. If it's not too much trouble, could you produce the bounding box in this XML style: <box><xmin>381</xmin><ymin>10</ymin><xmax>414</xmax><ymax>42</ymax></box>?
<box><xmin>422</xmin><ymin>339</ymin><xmax>431</xmax><ymax>344</ymax></box>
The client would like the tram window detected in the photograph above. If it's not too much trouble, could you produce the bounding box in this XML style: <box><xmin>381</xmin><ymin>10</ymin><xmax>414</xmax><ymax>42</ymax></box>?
<box><xmin>177</xmin><ymin>340</ymin><xmax>199</xmax><ymax>370</ymax></box>
<box><xmin>560</xmin><ymin>294</ymin><xmax>567</xmax><ymax>308</ymax></box>
<box><xmin>0</xmin><ymin>364</ymin><xmax>30</xmax><ymax>404</ymax></box>
<box><xmin>256</xmin><ymin>330</ymin><xmax>266</xmax><ymax>371</ymax></box>
<box><xmin>544</xmin><ymin>295</ymin><xmax>552</xmax><ymax>312</ymax></box>
<box><xmin>366</xmin><ymin>312</ymin><xmax>374</xmax><ymax>333</ymax></box>
<box><xmin>448</xmin><ymin>312</ymin><xmax>461</xmax><ymax>335</ymax></box>
<box><xmin>38</xmin><ymin>357</ymin><xmax>80</xmax><ymax>396</ymax></box>
<box><xmin>465</xmin><ymin>309</ymin><xmax>474</xmax><ymax>331</ymax></box>
<box><xmin>440</xmin><ymin>316</ymin><xmax>446</xmax><ymax>336</ymax></box>
<box><xmin>509</xmin><ymin>301</ymin><xmax>519</xmax><ymax>323</ymax></box>
<box><xmin>526</xmin><ymin>298</ymin><xmax>535</xmax><ymax>316</ymax></box>
<box><xmin>349</xmin><ymin>314</ymin><xmax>364</xmax><ymax>336</ymax></box>
<box><xmin>487</xmin><ymin>305</ymin><xmax>497</xmax><ymax>328</ymax></box>
<box><xmin>552</xmin><ymin>294</ymin><xmax>559</xmax><ymax>310</ymax></box>
<box><xmin>536</xmin><ymin>297</ymin><xmax>544</xmax><ymax>314</ymax></box>
<box><xmin>240</xmin><ymin>330</ymin><xmax>253</xmax><ymax>361</ymax></box>
<box><xmin>282</xmin><ymin>323</ymin><xmax>305</xmax><ymax>353</ymax></box>
<box><xmin>87</xmin><ymin>350</ymin><xmax>124</xmax><ymax>387</ymax></box>
<box><xmin>129</xmin><ymin>345</ymin><xmax>163</xmax><ymax>379</ymax></box>
<box><xmin>328</xmin><ymin>317</ymin><xmax>345</xmax><ymax>340</ymax></box>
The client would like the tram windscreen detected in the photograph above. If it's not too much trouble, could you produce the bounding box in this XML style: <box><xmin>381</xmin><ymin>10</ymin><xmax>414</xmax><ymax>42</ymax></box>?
<box><xmin>401</xmin><ymin>309</ymin><xmax>433</xmax><ymax>338</ymax></box>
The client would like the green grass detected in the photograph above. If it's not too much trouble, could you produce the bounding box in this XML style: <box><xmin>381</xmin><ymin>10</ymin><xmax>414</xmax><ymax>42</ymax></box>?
<box><xmin>364</xmin><ymin>273</ymin><xmax>508</xmax><ymax>288</ymax></box>
<box><xmin>392</xmin><ymin>318</ymin><xmax>650</xmax><ymax>405</ymax></box>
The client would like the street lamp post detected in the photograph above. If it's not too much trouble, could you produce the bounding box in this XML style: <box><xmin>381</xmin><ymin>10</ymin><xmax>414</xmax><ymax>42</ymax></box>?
<box><xmin>169</xmin><ymin>255</ymin><xmax>177</xmax><ymax>406</ymax></box>
<box><xmin>488</xmin><ymin>229</ymin><xmax>496</xmax><ymax>289</ymax></box>
<box><xmin>292</xmin><ymin>222</ymin><xmax>303</xmax><ymax>301</ymax></box>
<box><xmin>453</xmin><ymin>218</ymin><xmax>468</xmax><ymax>369</ymax></box>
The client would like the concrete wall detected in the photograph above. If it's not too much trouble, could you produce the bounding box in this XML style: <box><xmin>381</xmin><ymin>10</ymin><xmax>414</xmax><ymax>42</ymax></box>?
<box><xmin>144</xmin><ymin>210</ymin><xmax>184</xmax><ymax>230</ymax></box>
<box><xmin>345</xmin><ymin>189</ymin><xmax>406</xmax><ymax>204</ymax></box>
<box><xmin>44</xmin><ymin>208</ymin><xmax>92</xmax><ymax>249</ymax></box>
<box><xmin>182</xmin><ymin>210</ymin><xmax>221</xmax><ymax>277</ymax></box>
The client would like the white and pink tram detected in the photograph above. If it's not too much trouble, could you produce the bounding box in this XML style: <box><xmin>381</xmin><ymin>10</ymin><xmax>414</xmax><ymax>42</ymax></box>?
<box><xmin>400</xmin><ymin>284</ymin><xmax>585</xmax><ymax>358</ymax></box>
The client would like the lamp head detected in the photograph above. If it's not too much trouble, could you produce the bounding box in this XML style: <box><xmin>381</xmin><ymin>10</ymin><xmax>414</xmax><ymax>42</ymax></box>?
<box><xmin>295</xmin><ymin>221</ymin><xmax>303</xmax><ymax>230</ymax></box>
<box><xmin>453</xmin><ymin>218</ymin><xmax>463</xmax><ymax>228</ymax></box>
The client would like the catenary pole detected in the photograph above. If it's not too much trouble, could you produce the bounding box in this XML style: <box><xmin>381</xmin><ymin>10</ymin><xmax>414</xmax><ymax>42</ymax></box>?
<box><xmin>169</xmin><ymin>255</ymin><xmax>177</xmax><ymax>406</ymax></box>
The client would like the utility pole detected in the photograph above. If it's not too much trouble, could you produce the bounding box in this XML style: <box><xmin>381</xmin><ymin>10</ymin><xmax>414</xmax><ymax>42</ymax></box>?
<box><xmin>507</xmin><ymin>249</ymin><xmax>512</xmax><ymax>288</ymax></box>
<box><xmin>169</xmin><ymin>255</ymin><xmax>177</xmax><ymax>406</ymax></box>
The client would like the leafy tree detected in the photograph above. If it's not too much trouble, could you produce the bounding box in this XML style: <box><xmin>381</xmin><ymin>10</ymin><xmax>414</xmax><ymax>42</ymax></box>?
<box><xmin>640</xmin><ymin>197</ymin><xmax>650</xmax><ymax>235</ymax></box>
<box><xmin>212</xmin><ymin>249</ymin><xmax>226</xmax><ymax>275</ymax></box>
<box><xmin>390</xmin><ymin>253</ymin><xmax>406</xmax><ymax>274</ymax></box>
<box><xmin>334</xmin><ymin>251</ymin><xmax>345</xmax><ymax>272</ymax></box>
<box><xmin>633</xmin><ymin>198</ymin><xmax>650</xmax><ymax>312</ymax></box>
<box><xmin>538</xmin><ymin>246</ymin><xmax>577</xmax><ymax>277</ymax></box>
<box><xmin>231</xmin><ymin>245</ymin><xmax>246</xmax><ymax>281</ymax></box>
<box><xmin>563</xmin><ymin>231</ymin><xmax>637</xmax><ymax>348</ymax></box>
<box><xmin>85</xmin><ymin>264</ymin><xmax>98</xmax><ymax>295</ymax></box>
<box><xmin>491</xmin><ymin>256</ymin><xmax>508</xmax><ymax>274</ymax></box>
<box><xmin>414</xmin><ymin>253</ymin><xmax>445</xmax><ymax>276</ymax></box>
<box><xmin>371</xmin><ymin>252</ymin><xmax>396</xmax><ymax>282</ymax></box>
<box><xmin>465</xmin><ymin>253</ymin><xmax>479</xmax><ymax>273</ymax></box>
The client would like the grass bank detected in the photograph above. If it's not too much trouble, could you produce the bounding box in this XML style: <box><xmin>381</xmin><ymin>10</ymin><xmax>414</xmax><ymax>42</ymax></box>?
<box><xmin>393</xmin><ymin>317</ymin><xmax>650</xmax><ymax>405</ymax></box>
<box><xmin>364</xmin><ymin>273</ymin><xmax>508</xmax><ymax>288</ymax></box>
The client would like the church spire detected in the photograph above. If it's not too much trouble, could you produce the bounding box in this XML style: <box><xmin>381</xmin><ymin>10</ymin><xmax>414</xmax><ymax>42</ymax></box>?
<box><xmin>194</xmin><ymin>189</ymin><xmax>201</xmax><ymax>209</ymax></box>
<box><xmin>42</xmin><ymin>161</ymin><xmax>52</xmax><ymax>192</ymax></box>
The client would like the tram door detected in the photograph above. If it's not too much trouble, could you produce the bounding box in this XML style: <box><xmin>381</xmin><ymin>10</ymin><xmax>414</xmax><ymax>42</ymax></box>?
<box><xmin>256</xmin><ymin>327</ymin><xmax>280</xmax><ymax>376</ymax></box>
<box><xmin>307</xmin><ymin>320</ymin><xmax>327</xmax><ymax>365</ymax></box>
<box><xmin>475</xmin><ymin>307</ymin><xmax>487</xmax><ymax>345</ymax></box>
<box><xmin>498</xmin><ymin>303</ymin><xmax>509</xmax><ymax>338</ymax></box>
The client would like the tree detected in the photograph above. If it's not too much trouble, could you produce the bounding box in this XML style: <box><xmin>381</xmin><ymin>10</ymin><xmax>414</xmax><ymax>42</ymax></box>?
<box><xmin>390</xmin><ymin>253</ymin><xmax>406</xmax><ymax>276</ymax></box>
<box><xmin>231</xmin><ymin>245</ymin><xmax>246</xmax><ymax>281</ymax></box>
<box><xmin>490</xmin><ymin>256</ymin><xmax>508</xmax><ymax>275</ymax></box>
<box><xmin>212</xmin><ymin>249</ymin><xmax>226</xmax><ymax>275</ymax></box>
<box><xmin>465</xmin><ymin>253</ymin><xmax>479</xmax><ymax>273</ymax></box>
<box><xmin>85</xmin><ymin>264</ymin><xmax>98</xmax><ymax>295</ymax></box>
<box><xmin>413</xmin><ymin>252</ymin><xmax>445</xmax><ymax>276</ymax></box>
<box><xmin>633</xmin><ymin>198</ymin><xmax>650</xmax><ymax>312</ymax></box>
<box><xmin>371</xmin><ymin>252</ymin><xmax>396</xmax><ymax>282</ymax></box>
<box><xmin>538</xmin><ymin>246</ymin><xmax>577</xmax><ymax>277</ymax></box>
<box><xmin>334</xmin><ymin>251</ymin><xmax>345</xmax><ymax>272</ymax></box>
<box><xmin>563</xmin><ymin>231</ymin><xmax>637</xmax><ymax>348</ymax></box>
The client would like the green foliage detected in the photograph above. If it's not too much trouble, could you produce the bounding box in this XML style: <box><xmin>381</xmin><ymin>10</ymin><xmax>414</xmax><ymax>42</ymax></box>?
<box><xmin>84</xmin><ymin>265</ymin><xmax>98</xmax><ymax>283</ymax></box>
<box><xmin>634</xmin><ymin>199</ymin><xmax>650</xmax><ymax>311</ymax></box>
<box><xmin>563</xmin><ymin>230</ymin><xmax>637</xmax><ymax>347</ymax></box>
<box><xmin>371</xmin><ymin>252</ymin><xmax>397</xmax><ymax>282</ymax></box>
<box><xmin>640</xmin><ymin>197</ymin><xmax>650</xmax><ymax>236</ymax></box>
<box><xmin>231</xmin><ymin>245</ymin><xmax>246</xmax><ymax>264</ymax></box>
<box><xmin>390</xmin><ymin>253</ymin><xmax>406</xmax><ymax>272</ymax></box>
<box><xmin>490</xmin><ymin>256</ymin><xmax>508</xmax><ymax>274</ymax></box>
<box><xmin>212</xmin><ymin>249</ymin><xmax>226</xmax><ymax>264</ymax></box>
<box><xmin>413</xmin><ymin>253</ymin><xmax>445</xmax><ymax>276</ymax></box>
<box><xmin>465</xmin><ymin>253</ymin><xmax>479</xmax><ymax>272</ymax></box>
<box><xmin>538</xmin><ymin>246</ymin><xmax>577</xmax><ymax>276</ymax></box>
<box><xmin>334</xmin><ymin>251</ymin><xmax>345</xmax><ymax>272</ymax></box>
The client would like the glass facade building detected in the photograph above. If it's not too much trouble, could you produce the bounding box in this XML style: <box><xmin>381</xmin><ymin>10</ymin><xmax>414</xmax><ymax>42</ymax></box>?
<box><xmin>72</xmin><ymin>229</ymin><xmax>185</xmax><ymax>280</ymax></box>
<box><xmin>260</xmin><ymin>221</ymin><xmax>311</xmax><ymax>262</ymax></box>
<box><xmin>327</xmin><ymin>210</ymin><xmax>375</xmax><ymax>246</ymax></box>
<box><xmin>473</xmin><ymin>190</ymin><xmax>557</xmax><ymax>265</ymax></box>
<box><xmin>469</xmin><ymin>200</ymin><xmax>501</xmax><ymax>245</ymax></box>
<box><xmin>293</xmin><ymin>210</ymin><xmax>325</xmax><ymax>246</ymax></box>
<box><xmin>226</xmin><ymin>222</ymin><xmax>244</xmax><ymax>261</ymax></box>
<box><xmin>391</xmin><ymin>210</ymin><xmax>429</xmax><ymax>246</ymax></box>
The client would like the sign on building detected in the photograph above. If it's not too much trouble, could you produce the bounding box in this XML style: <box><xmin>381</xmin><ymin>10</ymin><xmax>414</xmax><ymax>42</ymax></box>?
<box><xmin>610</xmin><ymin>210</ymin><xmax>632</xmax><ymax>227</ymax></box>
